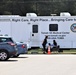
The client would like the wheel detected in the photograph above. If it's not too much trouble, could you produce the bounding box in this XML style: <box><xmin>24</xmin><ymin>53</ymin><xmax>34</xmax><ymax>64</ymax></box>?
<box><xmin>0</xmin><ymin>51</ymin><xmax>9</xmax><ymax>61</ymax></box>
<box><xmin>15</xmin><ymin>54</ymin><xmax>20</xmax><ymax>57</ymax></box>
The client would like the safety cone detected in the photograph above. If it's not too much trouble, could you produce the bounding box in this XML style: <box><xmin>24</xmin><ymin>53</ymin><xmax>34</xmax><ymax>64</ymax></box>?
<box><xmin>48</xmin><ymin>46</ymin><xmax>51</xmax><ymax>54</ymax></box>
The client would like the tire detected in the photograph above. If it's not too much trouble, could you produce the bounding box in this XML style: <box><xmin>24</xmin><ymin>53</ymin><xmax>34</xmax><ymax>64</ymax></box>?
<box><xmin>15</xmin><ymin>54</ymin><xmax>20</xmax><ymax>57</ymax></box>
<box><xmin>13</xmin><ymin>54</ymin><xmax>20</xmax><ymax>57</ymax></box>
<box><xmin>0</xmin><ymin>51</ymin><xmax>9</xmax><ymax>61</ymax></box>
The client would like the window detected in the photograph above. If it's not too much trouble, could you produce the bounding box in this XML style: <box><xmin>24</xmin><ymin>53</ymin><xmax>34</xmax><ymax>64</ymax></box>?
<box><xmin>49</xmin><ymin>24</ymin><xmax>58</xmax><ymax>31</ymax></box>
<box><xmin>0</xmin><ymin>38</ymin><xmax>13</xmax><ymax>42</ymax></box>
<box><xmin>32</xmin><ymin>25</ymin><xmax>38</xmax><ymax>33</ymax></box>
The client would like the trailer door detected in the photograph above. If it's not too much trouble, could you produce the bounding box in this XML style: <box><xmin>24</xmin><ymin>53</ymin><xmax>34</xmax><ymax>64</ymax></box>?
<box><xmin>31</xmin><ymin>25</ymin><xmax>40</xmax><ymax>47</ymax></box>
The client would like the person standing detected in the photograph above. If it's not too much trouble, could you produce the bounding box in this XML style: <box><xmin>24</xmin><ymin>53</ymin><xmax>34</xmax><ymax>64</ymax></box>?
<box><xmin>42</xmin><ymin>36</ymin><xmax>48</xmax><ymax>54</ymax></box>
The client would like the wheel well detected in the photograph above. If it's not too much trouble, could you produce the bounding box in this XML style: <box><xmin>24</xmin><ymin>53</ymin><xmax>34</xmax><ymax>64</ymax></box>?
<box><xmin>0</xmin><ymin>49</ymin><xmax>9</xmax><ymax>55</ymax></box>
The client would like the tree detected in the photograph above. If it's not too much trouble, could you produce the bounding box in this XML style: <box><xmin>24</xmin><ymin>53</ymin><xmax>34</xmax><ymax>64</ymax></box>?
<box><xmin>0</xmin><ymin>0</ymin><xmax>76</xmax><ymax>15</ymax></box>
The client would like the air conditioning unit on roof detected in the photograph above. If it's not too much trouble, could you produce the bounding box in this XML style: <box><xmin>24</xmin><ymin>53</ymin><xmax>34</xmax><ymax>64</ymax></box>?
<box><xmin>60</xmin><ymin>12</ymin><xmax>71</xmax><ymax>16</ymax></box>
<box><xmin>26</xmin><ymin>13</ymin><xmax>37</xmax><ymax>17</ymax></box>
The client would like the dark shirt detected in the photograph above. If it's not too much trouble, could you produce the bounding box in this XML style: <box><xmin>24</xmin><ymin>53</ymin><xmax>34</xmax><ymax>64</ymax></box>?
<box><xmin>53</xmin><ymin>41</ymin><xmax>57</xmax><ymax>47</ymax></box>
<box><xmin>42</xmin><ymin>38</ymin><xmax>47</xmax><ymax>46</ymax></box>
<box><xmin>54</xmin><ymin>42</ymin><xmax>57</xmax><ymax>46</ymax></box>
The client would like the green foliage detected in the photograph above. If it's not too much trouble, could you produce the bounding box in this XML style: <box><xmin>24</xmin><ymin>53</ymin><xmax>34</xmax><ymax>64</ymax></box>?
<box><xmin>0</xmin><ymin>0</ymin><xmax>76</xmax><ymax>15</ymax></box>
<box><xmin>28</xmin><ymin>49</ymin><xmax>76</xmax><ymax>54</ymax></box>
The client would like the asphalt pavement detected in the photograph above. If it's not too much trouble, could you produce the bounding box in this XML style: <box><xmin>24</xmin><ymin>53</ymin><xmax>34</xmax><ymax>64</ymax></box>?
<box><xmin>0</xmin><ymin>54</ymin><xmax>76</xmax><ymax>75</ymax></box>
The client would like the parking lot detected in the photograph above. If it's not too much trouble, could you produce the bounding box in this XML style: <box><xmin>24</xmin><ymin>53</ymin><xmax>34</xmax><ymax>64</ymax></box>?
<box><xmin>0</xmin><ymin>54</ymin><xmax>76</xmax><ymax>75</ymax></box>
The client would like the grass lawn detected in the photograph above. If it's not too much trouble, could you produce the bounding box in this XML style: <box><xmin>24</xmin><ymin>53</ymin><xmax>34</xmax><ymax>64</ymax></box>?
<box><xmin>28</xmin><ymin>48</ymin><xmax>76</xmax><ymax>54</ymax></box>
<box><xmin>63</xmin><ymin>50</ymin><xmax>76</xmax><ymax>54</ymax></box>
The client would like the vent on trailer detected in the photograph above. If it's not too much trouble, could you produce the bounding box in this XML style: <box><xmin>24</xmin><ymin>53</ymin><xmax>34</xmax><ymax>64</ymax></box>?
<box><xmin>26</xmin><ymin>13</ymin><xmax>37</xmax><ymax>17</ymax></box>
<box><xmin>60</xmin><ymin>12</ymin><xmax>71</xmax><ymax>16</ymax></box>
<box><xmin>0</xmin><ymin>15</ymin><xmax>20</xmax><ymax>17</ymax></box>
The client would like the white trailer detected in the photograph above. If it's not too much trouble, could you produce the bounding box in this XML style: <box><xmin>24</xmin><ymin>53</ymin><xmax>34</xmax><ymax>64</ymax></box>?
<box><xmin>0</xmin><ymin>13</ymin><xmax>76</xmax><ymax>49</ymax></box>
